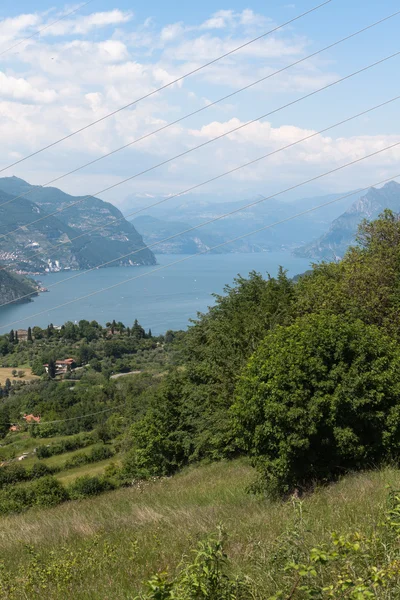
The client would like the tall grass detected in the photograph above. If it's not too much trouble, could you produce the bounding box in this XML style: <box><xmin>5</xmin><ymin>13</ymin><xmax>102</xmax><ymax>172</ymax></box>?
<box><xmin>0</xmin><ymin>459</ymin><xmax>400</xmax><ymax>598</ymax></box>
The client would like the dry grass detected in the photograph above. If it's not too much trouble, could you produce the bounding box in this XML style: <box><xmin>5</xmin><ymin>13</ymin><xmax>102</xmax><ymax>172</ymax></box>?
<box><xmin>0</xmin><ymin>459</ymin><xmax>399</xmax><ymax>598</ymax></box>
<box><xmin>0</xmin><ymin>366</ymin><xmax>38</xmax><ymax>385</ymax></box>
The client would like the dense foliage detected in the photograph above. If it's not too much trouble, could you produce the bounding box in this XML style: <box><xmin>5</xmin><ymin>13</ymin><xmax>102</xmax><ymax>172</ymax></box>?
<box><xmin>3</xmin><ymin>211</ymin><xmax>400</xmax><ymax>507</ymax></box>
<box><xmin>233</xmin><ymin>313</ymin><xmax>400</xmax><ymax>496</ymax></box>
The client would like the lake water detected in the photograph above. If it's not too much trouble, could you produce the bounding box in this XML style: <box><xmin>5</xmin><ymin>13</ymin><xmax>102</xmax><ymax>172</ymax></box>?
<box><xmin>0</xmin><ymin>252</ymin><xmax>311</xmax><ymax>335</ymax></box>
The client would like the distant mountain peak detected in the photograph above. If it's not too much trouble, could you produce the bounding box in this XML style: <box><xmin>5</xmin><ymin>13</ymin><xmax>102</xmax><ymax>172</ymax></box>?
<box><xmin>294</xmin><ymin>180</ymin><xmax>400</xmax><ymax>260</ymax></box>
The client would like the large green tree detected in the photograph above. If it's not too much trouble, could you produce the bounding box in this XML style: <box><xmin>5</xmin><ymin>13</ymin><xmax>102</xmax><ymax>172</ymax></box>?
<box><xmin>296</xmin><ymin>210</ymin><xmax>400</xmax><ymax>336</ymax></box>
<box><xmin>233</xmin><ymin>313</ymin><xmax>400</xmax><ymax>497</ymax></box>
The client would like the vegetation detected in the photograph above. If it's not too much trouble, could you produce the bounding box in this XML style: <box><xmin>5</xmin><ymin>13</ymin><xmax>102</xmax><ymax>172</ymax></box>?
<box><xmin>2</xmin><ymin>211</ymin><xmax>400</xmax><ymax>595</ymax></box>
<box><xmin>1</xmin><ymin>460</ymin><xmax>400</xmax><ymax>598</ymax></box>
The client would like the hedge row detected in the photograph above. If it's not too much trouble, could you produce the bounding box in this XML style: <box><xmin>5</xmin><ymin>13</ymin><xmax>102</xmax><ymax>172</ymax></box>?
<box><xmin>36</xmin><ymin>433</ymin><xmax>95</xmax><ymax>459</ymax></box>
<box><xmin>0</xmin><ymin>474</ymin><xmax>117</xmax><ymax>515</ymax></box>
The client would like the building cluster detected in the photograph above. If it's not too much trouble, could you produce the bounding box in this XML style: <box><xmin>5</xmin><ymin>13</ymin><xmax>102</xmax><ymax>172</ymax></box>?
<box><xmin>43</xmin><ymin>358</ymin><xmax>76</xmax><ymax>375</ymax></box>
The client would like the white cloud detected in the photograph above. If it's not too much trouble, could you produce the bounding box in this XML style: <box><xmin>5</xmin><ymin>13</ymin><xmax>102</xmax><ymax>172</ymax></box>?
<box><xmin>0</xmin><ymin>72</ymin><xmax>57</xmax><ymax>103</ymax></box>
<box><xmin>41</xmin><ymin>10</ymin><xmax>133</xmax><ymax>36</ymax></box>
<box><xmin>0</xmin><ymin>4</ymin><xmax>395</xmax><ymax>204</ymax></box>
<box><xmin>0</xmin><ymin>13</ymin><xmax>40</xmax><ymax>45</ymax></box>
<box><xmin>160</xmin><ymin>22</ymin><xmax>185</xmax><ymax>42</ymax></box>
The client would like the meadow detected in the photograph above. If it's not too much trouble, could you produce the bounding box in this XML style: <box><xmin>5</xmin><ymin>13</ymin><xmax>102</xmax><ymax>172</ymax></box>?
<box><xmin>0</xmin><ymin>367</ymin><xmax>38</xmax><ymax>385</ymax></box>
<box><xmin>1</xmin><ymin>459</ymin><xmax>400</xmax><ymax>598</ymax></box>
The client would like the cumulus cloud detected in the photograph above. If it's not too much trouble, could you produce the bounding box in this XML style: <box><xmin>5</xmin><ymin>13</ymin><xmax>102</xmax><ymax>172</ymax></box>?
<box><xmin>0</xmin><ymin>3</ymin><xmax>394</xmax><ymax>204</ymax></box>
<box><xmin>0</xmin><ymin>72</ymin><xmax>57</xmax><ymax>103</ymax></box>
<box><xmin>41</xmin><ymin>10</ymin><xmax>134</xmax><ymax>36</ymax></box>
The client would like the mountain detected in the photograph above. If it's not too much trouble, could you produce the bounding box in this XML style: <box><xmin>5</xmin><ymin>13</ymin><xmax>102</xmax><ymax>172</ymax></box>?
<box><xmin>0</xmin><ymin>177</ymin><xmax>156</xmax><ymax>273</ymax></box>
<box><xmin>132</xmin><ymin>216</ymin><xmax>225</xmax><ymax>254</ymax></box>
<box><xmin>128</xmin><ymin>190</ymin><xmax>362</xmax><ymax>254</ymax></box>
<box><xmin>294</xmin><ymin>181</ymin><xmax>400</xmax><ymax>260</ymax></box>
<box><xmin>0</xmin><ymin>269</ymin><xmax>38</xmax><ymax>305</ymax></box>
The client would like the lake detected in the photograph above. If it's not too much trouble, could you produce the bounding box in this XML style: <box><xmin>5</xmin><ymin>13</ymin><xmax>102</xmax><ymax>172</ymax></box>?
<box><xmin>0</xmin><ymin>252</ymin><xmax>311</xmax><ymax>335</ymax></box>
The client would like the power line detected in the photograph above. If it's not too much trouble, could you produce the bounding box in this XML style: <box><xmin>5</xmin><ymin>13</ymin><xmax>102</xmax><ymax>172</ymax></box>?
<box><xmin>6</xmin><ymin>404</ymin><xmax>127</xmax><ymax>428</ymax></box>
<box><xmin>2</xmin><ymin>47</ymin><xmax>400</xmax><ymax>244</ymax></box>
<box><xmin>0</xmin><ymin>0</ymin><xmax>331</xmax><ymax>175</ymax></box>
<box><xmin>1</xmin><ymin>93</ymin><xmax>399</xmax><ymax>305</ymax></box>
<box><xmin>1</xmin><ymin>141</ymin><xmax>399</xmax><ymax>332</ymax></box>
<box><xmin>0</xmin><ymin>8</ymin><xmax>398</xmax><ymax>213</ymax></box>
<box><xmin>0</xmin><ymin>0</ymin><xmax>95</xmax><ymax>58</ymax></box>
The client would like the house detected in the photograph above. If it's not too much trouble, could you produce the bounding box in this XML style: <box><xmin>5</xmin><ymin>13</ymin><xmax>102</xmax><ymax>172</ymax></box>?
<box><xmin>9</xmin><ymin>425</ymin><xmax>20</xmax><ymax>432</ymax></box>
<box><xmin>16</xmin><ymin>329</ymin><xmax>29</xmax><ymax>341</ymax></box>
<box><xmin>44</xmin><ymin>358</ymin><xmax>76</xmax><ymax>375</ymax></box>
<box><xmin>23</xmin><ymin>414</ymin><xmax>41</xmax><ymax>424</ymax></box>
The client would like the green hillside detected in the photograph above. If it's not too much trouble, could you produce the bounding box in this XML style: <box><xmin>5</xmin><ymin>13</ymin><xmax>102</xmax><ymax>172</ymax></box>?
<box><xmin>0</xmin><ymin>269</ymin><xmax>37</xmax><ymax>305</ymax></box>
<box><xmin>0</xmin><ymin>177</ymin><xmax>155</xmax><ymax>273</ymax></box>
<box><xmin>1</xmin><ymin>460</ymin><xmax>400</xmax><ymax>599</ymax></box>
<box><xmin>2</xmin><ymin>212</ymin><xmax>400</xmax><ymax>597</ymax></box>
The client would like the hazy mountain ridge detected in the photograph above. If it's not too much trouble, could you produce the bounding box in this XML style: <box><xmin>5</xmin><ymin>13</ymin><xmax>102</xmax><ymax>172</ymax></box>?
<box><xmin>294</xmin><ymin>181</ymin><xmax>400</xmax><ymax>260</ymax></box>
<box><xmin>129</xmin><ymin>190</ymin><xmax>363</xmax><ymax>254</ymax></box>
<box><xmin>0</xmin><ymin>177</ymin><xmax>156</xmax><ymax>273</ymax></box>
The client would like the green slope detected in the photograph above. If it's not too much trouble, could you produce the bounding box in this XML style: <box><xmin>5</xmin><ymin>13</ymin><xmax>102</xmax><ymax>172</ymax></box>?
<box><xmin>0</xmin><ymin>177</ymin><xmax>156</xmax><ymax>272</ymax></box>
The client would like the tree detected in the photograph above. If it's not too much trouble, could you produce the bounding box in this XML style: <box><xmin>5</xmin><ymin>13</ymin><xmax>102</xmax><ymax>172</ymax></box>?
<box><xmin>47</xmin><ymin>359</ymin><xmax>56</xmax><ymax>379</ymax></box>
<box><xmin>14</xmin><ymin>331</ymin><xmax>18</xmax><ymax>344</ymax></box>
<box><xmin>295</xmin><ymin>211</ymin><xmax>400</xmax><ymax>338</ymax></box>
<box><xmin>132</xmin><ymin>319</ymin><xmax>145</xmax><ymax>340</ymax></box>
<box><xmin>9</xmin><ymin>330</ymin><xmax>14</xmax><ymax>344</ymax></box>
<box><xmin>27</xmin><ymin>327</ymin><xmax>33</xmax><ymax>342</ymax></box>
<box><xmin>233</xmin><ymin>313</ymin><xmax>400</xmax><ymax>498</ymax></box>
<box><xmin>11</xmin><ymin>369</ymin><xmax>17</xmax><ymax>378</ymax></box>
<box><xmin>148</xmin><ymin>329</ymin><xmax>152</xmax><ymax>338</ymax></box>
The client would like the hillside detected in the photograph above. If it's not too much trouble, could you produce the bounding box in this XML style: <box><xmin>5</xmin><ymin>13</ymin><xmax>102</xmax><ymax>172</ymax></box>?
<box><xmin>0</xmin><ymin>269</ymin><xmax>38</xmax><ymax>305</ymax></box>
<box><xmin>0</xmin><ymin>177</ymin><xmax>156</xmax><ymax>273</ymax></box>
<box><xmin>294</xmin><ymin>180</ymin><xmax>400</xmax><ymax>259</ymax></box>
<box><xmin>1</xmin><ymin>459</ymin><xmax>400</xmax><ymax>598</ymax></box>
<box><xmin>2</xmin><ymin>212</ymin><xmax>400</xmax><ymax>597</ymax></box>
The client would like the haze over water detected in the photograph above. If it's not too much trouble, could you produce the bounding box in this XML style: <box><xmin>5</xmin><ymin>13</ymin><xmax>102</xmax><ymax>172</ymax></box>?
<box><xmin>0</xmin><ymin>253</ymin><xmax>311</xmax><ymax>335</ymax></box>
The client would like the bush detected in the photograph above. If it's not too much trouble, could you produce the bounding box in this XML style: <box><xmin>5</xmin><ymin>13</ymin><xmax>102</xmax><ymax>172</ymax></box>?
<box><xmin>36</xmin><ymin>433</ymin><xmax>94</xmax><ymax>459</ymax></box>
<box><xmin>0</xmin><ymin>485</ymin><xmax>35</xmax><ymax>515</ymax></box>
<box><xmin>233</xmin><ymin>313</ymin><xmax>400</xmax><ymax>497</ymax></box>
<box><xmin>32</xmin><ymin>476</ymin><xmax>68</xmax><ymax>507</ymax></box>
<box><xmin>0</xmin><ymin>462</ymin><xmax>29</xmax><ymax>488</ymax></box>
<box><xmin>68</xmin><ymin>475</ymin><xmax>114</xmax><ymax>499</ymax></box>
<box><xmin>64</xmin><ymin>444</ymin><xmax>114</xmax><ymax>469</ymax></box>
<box><xmin>29</xmin><ymin>462</ymin><xmax>55</xmax><ymax>479</ymax></box>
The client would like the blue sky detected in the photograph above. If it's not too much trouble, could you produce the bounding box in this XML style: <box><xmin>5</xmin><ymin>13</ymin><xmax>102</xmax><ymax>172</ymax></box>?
<box><xmin>0</xmin><ymin>0</ymin><xmax>399</xmax><ymax>208</ymax></box>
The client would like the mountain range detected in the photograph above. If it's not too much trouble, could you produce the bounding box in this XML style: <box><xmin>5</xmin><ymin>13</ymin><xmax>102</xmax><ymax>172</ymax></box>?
<box><xmin>294</xmin><ymin>181</ymin><xmax>400</xmax><ymax>259</ymax></box>
<box><xmin>129</xmin><ymin>190</ymin><xmax>365</xmax><ymax>254</ymax></box>
<box><xmin>0</xmin><ymin>177</ymin><xmax>156</xmax><ymax>274</ymax></box>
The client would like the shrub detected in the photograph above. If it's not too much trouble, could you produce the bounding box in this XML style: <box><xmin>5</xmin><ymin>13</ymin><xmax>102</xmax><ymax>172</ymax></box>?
<box><xmin>68</xmin><ymin>475</ymin><xmax>114</xmax><ymax>499</ymax></box>
<box><xmin>64</xmin><ymin>444</ymin><xmax>114</xmax><ymax>469</ymax></box>
<box><xmin>32</xmin><ymin>476</ymin><xmax>68</xmax><ymax>507</ymax></box>
<box><xmin>29</xmin><ymin>462</ymin><xmax>55</xmax><ymax>479</ymax></box>
<box><xmin>140</xmin><ymin>528</ymin><xmax>248</xmax><ymax>599</ymax></box>
<box><xmin>0</xmin><ymin>485</ymin><xmax>35</xmax><ymax>514</ymax></box>
<box><xmin>233</xmin><ymin>313</ymin><xmax>400</xmax><ymax>497</ymax></box>
<box><xmin>0</xmin><ymin>462</ymin><xmax>29</xmax><ymax>488</ymax></box>
<box><xmin>89</xmin><ymin>445</ymin><xmax>113</xmax><ymax>462</ymax></box>
<box><xmin>36</xmin><ymin>433</ymin><xmax>95</xmax><ymax>459</ymax></box>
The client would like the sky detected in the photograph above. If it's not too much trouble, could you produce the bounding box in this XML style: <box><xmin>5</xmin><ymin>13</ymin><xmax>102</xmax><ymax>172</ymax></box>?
<box><xmin>0</xmin><ymin>0</ymin><xmax>399</xmax><ymax>212</ymax></box>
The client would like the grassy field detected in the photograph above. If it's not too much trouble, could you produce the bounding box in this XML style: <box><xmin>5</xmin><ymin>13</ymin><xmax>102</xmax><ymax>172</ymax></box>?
<box><xmin>0</xmin><ymin>459</ymin><xmax>400</xmax><ymax>598</ymax></box>
<box><xmin>56</xmin><ymin>456</ymin><xmax>120</xmax><ymax>484</ymax></box>
<box><xmin>0</xmin><ymin>366</ymin><xmax>39</xmax><ymax>385</ymax></box>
